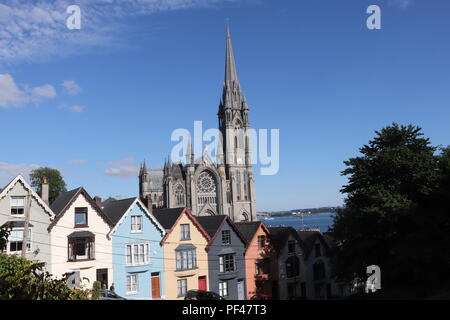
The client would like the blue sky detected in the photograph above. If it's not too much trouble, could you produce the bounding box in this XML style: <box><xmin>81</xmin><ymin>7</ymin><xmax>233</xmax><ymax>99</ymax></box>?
<box><xmin>1</xmin><ymin>0</ymin><xmax>450</xmax><ymax>211</ymax></box>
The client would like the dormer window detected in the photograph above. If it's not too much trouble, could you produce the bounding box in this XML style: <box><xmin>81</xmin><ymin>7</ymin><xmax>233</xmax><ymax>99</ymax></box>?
<box><xmin>222</xmin><ymin>230</ymin><xmax>231</xmax><ymax>245</ymax></box>
<box><xmin>74</xmin><ymin>207</ymin><xmax>88</xmax><ymax>228</ymax></box>
<box><xmin>10</xmin><ymin>197</ymin><xmax>25</xmax><ymax>215</ymax></box>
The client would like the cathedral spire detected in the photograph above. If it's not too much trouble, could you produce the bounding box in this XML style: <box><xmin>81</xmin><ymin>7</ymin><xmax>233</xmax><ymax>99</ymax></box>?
<box><xmin>225</xmin><ymin>25</ymin><xmax>239</xmax><ymax>84</ymax></box>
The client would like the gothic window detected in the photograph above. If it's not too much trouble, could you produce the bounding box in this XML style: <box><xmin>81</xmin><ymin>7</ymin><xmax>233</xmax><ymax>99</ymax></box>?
<box><xmin>243</xmin><ymin>171</ymin><xmax>248</xmax><ymax>200</ymax></box>
<box><xmin>236</xmin><ymin>171</ymin><xmax>241</xmax><ymax>200</ymax></box>
<box><xmin>175</xmin><ymin>184</ymin><xmax>185</xmax><ymax>206</ymax></box>
<box><xmin>240</xmin><ymin>212</ymin><xmax>249</xmax><ymax>222</ymax></box>
<box><xmin>196</xmin><ymin>171</ymin><xmax>218</xmax><ymax>209</ymax></box>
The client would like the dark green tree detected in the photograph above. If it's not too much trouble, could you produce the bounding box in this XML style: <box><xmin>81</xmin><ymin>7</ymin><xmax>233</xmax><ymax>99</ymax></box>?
<box><xmin>330</xmin><ymin>124</ymin><xmax>444</xmax><ymax>292</ymax></box>
<box><xmin>29</xmin><ymin>167</ymin><xmax>67</xmax><ymax>204</ymax></box>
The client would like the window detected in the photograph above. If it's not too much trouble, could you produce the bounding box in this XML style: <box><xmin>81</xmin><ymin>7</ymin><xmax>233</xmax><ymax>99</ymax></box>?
<box><xmin>313</xmin><ymin>261</ymin><xmax>326</xmax><ymax>281</ymax></box>
<box><xmin>126</xmin><ymin>275</ymin><xmax>138</xmax><ymax>294</ymax></box>
<box><xmin>219</xmin><ymin>254</ymin><xmax>235</xmax><ymax>273</ymax></box>
<box><xmin>219</xmin><ymin>281</ymin><xmax>228</xmax><ymax>297</ymax></box>
<box><xmin>10</xmin><ymin>197</ymin><xmax>25</xmax><ymax>215</ymax></box>
<box><xmin>315</xmin><ymin>243</ymin><xmax>321</xmax><ymax>257</ymax></box>
<box><xmin>68</xmin><ymin>237</ymin><xmax>95</xmax><ymax>261</ymax></box>
<box><xmin>125</xmin><ymin>243</ymin><xmax>149</xmax><ymax>266</ymax></box>
<box><xmin>285</xmin><ymin>256</ymin><xmax>300</xmax><ymax>278</ymax></box>
<box><xmin>74</xmin><ymin>207</ymin><xmax>88</xmax><ymax>227</ymax></box>
<box><xmin>256</xmin><ymin>259</ymin><xmax>270</xmax><ymax>275</ymax></box>
<box><xmin>180</xmin><ymin>224</ymin><xmax>190</xmax><ymax>240</ymax></box>
<box><xmin>236</xmin><ymin>171</ymin><xmax>241</xmax><ymax>200</ymax></box>
<box><xmin>177</xmin><ymin>279</ymin><xmax>187</xmax><ymax>297</ymax></box>
<box><xmin>175</xmin><ymin>184</ymin><xmax>185</xmax><ymax>206</ymax></box>
<box><xmin>131</xmin><ymin>216</ymin><xmax>143</xmax><ymax>232</ymax></box>
<box><xmin>176</xmin><ymin>249</ymin><xmax>197</xmax><ymax>271</ymax></box>
<box><xmin>288</xmin><ymin>240</ymin><xmax>296</xmax><ymax>254</ymax></box>
<box><xmin>221</xmin><ymin>230</ymin><xmax>231</xmax><ymax>245</ymax></box>
<box><xmin>8</xmin><ymin>229</ymin><xmax>31</xmax><ymax>253</ymax></box>
<box><xmin>257</xmin><ymin>235</ymin><xmax>266</xmax><ymax>249</ymax></box>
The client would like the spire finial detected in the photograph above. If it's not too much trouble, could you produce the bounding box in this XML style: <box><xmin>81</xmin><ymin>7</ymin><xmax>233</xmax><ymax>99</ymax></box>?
<box><xmin>225</xmin><ymin>22</ymin><xmax>238</xmax><ymax>83</ymax></box>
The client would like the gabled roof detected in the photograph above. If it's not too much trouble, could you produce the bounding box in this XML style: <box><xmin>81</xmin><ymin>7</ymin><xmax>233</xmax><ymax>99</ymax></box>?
<box><xmin>268</xmin><ymin>226</ymin><xmax>301</xmax><ymax>252</ymax></box>
<box><xmin>153</xmin><ymin>207</ymin><xmax>211</xmax><ymax>245</ymax></box>
<box><xmin>48</xmin><ymin>187</ymin><xmax>114</xmax><ymax>231</ymax></box>
<box><xmin>196</xmin><ymin>215</ymin><xmax>248</xmax><ymax>252</ymax></box>
<box><xmin>103</xmin><ymin>197</ymin><xmax>166</xmax><ymax>238</ymax></box>
<box><xmin>297</xmin><ymin>230</ymin><xmax>330</xmax><ymax>259</ymax></box>
<box><xmin>235</xmin><ymin>221</ymin><xmax>270</xmax><ymax>243</ymax></box>
<box><xmin>0</xmin><ymin>174</ymin><xmax>54</xmax><ymax>218</ymax></box>
<box><xmin>152</xmin><ymin>207</ymin><xmax>186</xmax><ymax>230</ymax></box>
<box><xmin>102</xmin><ymin>197</ymin><xmax>136</xmax><ymax>225</ymax></box>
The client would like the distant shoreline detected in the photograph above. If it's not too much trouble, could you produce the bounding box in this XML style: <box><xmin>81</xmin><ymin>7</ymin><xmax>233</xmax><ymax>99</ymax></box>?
<box><xmin>257</xmin><ymin>207</ymin><xmax>339</xmax><ymax>217</ymax></box>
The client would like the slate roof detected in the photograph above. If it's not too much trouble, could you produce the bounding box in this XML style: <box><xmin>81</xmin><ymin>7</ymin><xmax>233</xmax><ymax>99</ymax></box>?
<box><xmin>268</xmin><ymin>226</ymin><xmax>301</xmax><ymax>251</ymax></box>
<box><xmin>235</xmin><ymin>221</ymin><xmax>262</xmax><ymax>243</ymax></box>
<box><xmin>152</xmin><ymin>207</ymin><xmax>185</xmax><ymax>230</ymax></box>
<box><xmin>297</xmin><ymin>230</ymin><xmax>330</xmax><ymax>259</ymax></box>
<box><xmin>50</xmin><ymin>187</ymin><xmax>82</xmax><ymax>215</ymax></box>
<box><xmin>196</xmin><ymin>215</ymin><xmax>228</xmax><ymax>238</ymax></box>
<box><xmin>102</xmin><ymin>197</ymin><xmax>137</xmax><ymax>225</ymax></box>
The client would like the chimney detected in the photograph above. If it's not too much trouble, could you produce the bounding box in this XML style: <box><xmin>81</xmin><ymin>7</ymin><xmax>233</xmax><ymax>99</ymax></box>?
<box><xmin>145</xmin><ymin>195</ymin><xmax>153</xmax><ymax>214</ymax></box>
<box><xmin>41</xmin><ymin>177</ymin><xmax>49</xmax><ymax>205</ymax></box>
<box><xmin>94</xmin><ymin>196</ymin><xmax>102</xmax><ymax>207</ymax></box>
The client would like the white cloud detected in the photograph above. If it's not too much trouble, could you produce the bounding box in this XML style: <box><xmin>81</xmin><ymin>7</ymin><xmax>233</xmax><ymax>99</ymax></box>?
<box><xmin>62</xmin><ymin>80</ymin><xmax>82</xmax><ymax>95</ymax></box>
<box><xmin>32</xmin><ymin>84</ymin><xmax>57</xmax><ymax>98</ymax></box>
<box><xmin>0</xmin><ymin>162</ymin><xmax>40</xmax><ymax>185</ymax></box>
<box><xmin>0</xmin><ymin>0</ymin><xmax>244</xmax><ymax>65</ymax></box>
<box><xmin>67</xmin><ymin>105</ymin><xmax>85</xmax><ymax>112</ymax></box>
<box><xmin>0</xmin><ymin>74</ymin><xmax>26</xmax><ymax>108</ymax></box>
<box><xmin>104</xmin><ymin>157</ymin><xmax>139</xmax><ymax>179</ymax></box>
<box><xmin>0</xmin><ymin>73</ymin><xmax>57</xmax><ymax>108</ymax></box>
<box><xmin>69</xmin><ymin>159</ymin><xmax>88</xmax><ymax>164</ymax></box>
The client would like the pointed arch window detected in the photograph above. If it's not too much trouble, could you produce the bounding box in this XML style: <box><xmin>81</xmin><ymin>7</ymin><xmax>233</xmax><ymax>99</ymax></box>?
<box><xmin>236</xmin><ymin>171</ymin><xmax>241</xmax><ymax>201</ymax></box>
<box><xmin>175</xmin><ymin>184</ymin><xmax>185</xmax><ymax>206</ymax></box>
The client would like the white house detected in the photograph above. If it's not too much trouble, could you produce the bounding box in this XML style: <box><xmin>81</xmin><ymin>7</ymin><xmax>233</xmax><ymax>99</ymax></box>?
<box><xmin>49</xmin><ymin>187</ymin><xmax>114</xmax><ymax>289</ymax></box>
<box><xmin>0</xmin><ymin>175</ymin><xmax>54</xmax><ymax>271</ymax></box>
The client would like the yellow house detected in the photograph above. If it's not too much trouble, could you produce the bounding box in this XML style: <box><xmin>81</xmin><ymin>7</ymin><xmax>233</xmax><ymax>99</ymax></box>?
<box><xmin>153</xmin><ymin>208</ymin><xmax>211</xmax><ymax>300</ymax></box>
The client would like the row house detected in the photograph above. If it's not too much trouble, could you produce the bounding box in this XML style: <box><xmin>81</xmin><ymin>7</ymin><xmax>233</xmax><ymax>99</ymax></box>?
<box><xmin>0</xmin><ymin>175</ymin><xmax>54</xmax><ymax>271</ymax></box>
<box><xmin>197</xmin><ymin>215</ymin><xmax>248</xmax><ymax>300</ymax></box>
<box><xmin>102</xmin><ymin>197</ymin><xmax>166</xmax><ymax>299</ymax></box>
<box><xmin>49</xmin><ymin>187</ymin><xmax>114</xmax><ymax>289</ymax></box>
<box><xmin>235</xmin><ymin>221</ymin><xmax>274</xmax><ymax>299</ymax></box>
<box><xmin>152</xmin><ymin>208</ymin><xmax>211</xmax><ymax>300</ymax></box>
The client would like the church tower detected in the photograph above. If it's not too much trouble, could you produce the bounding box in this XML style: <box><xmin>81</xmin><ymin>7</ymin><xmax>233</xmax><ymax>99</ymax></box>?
<box><xmin>218</xmin><ymin>26</ymin><xmax>257</xmax><ymax>222</ymax></box>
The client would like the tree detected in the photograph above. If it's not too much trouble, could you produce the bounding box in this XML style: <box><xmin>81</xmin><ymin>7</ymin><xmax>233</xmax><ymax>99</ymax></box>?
<box><xmin>0</xmin><ymin>254</ymin><xmax>89</xmax><ymax>300</ymax></box>
<box><xmin>29</xmin><ymin>167</ymin><xmax>67</xmax><ymax>204</ymax></box>
<box><xmin>330</xmin><ymin>123</ymin><xmax>446</xmax><ymax>292</ymax></box>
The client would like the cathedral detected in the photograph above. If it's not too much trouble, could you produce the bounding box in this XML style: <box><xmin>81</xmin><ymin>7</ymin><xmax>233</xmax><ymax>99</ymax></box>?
<box><xmin>139</xmin><ymin>27</ymin><xmax>257</xmax><ymax>222</ymax></box>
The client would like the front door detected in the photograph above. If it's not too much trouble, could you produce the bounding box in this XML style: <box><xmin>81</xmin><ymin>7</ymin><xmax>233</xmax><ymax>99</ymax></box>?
<box><xmin>198</xmin><ymin>276</ymin><xmax>207</xmax><ymax>291</ymax></box>
<box><xmin>96</xmin><ymin>269</ymin><xmax>108</xmax><ymax>289</ymax></box>
<box><xmin>151</xmin><ymin>273</ymin><xmax>160</xmax><ymax>299</ymax></box>
<box><xmin>237</xmin><ymin>280</ymin><xmax>245</xmax><ymax>300</ymax></box>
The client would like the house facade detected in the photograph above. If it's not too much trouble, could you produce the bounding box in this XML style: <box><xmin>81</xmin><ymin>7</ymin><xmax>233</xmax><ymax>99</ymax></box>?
<box><xmin>197</xmin><ymin>215</ymin><xmax>247</xmax><ymax>300</ymax></box>
<box><xmin>235</xmin><ymin>221</ymin><xmax>274</xmax><ymax>299</ymax></box>
<box><xmin>49</xmin><ymin>187</ymin><xmax>114</xmax><ymax>289</ymax></box>
<box><xmin>0</xmin><ymin>175</ymin><xmax>54</xmax><ymax>271</ymax></box>
<box><xmin>153</xmin><ymin>207</ymin><xmax>210</xmax><ymax>300</ymax></box>
<box><xmin>269</xmin><ymin>227</ymin><xmax>305</xmax><ymax>300</ymax></box>
<box><xmin>102</xmin><ymin>197</ymin><xmax>166</xmax><ymax>300</ymax></box>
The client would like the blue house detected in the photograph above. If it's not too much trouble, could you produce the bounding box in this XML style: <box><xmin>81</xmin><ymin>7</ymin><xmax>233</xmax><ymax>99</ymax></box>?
<box><xmin>103</xmin><ymin>198</ymin><xmax>166</xmax><ymax>299</ymax></box>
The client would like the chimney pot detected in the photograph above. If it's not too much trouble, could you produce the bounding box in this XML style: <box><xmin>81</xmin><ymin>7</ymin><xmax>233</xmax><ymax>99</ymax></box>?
<box><xmin>94</xmin><ymin>196</ymin><xmax>102</xmax><ymax>206</ymax></box>
<box><xmin>146</xmin><ymin>195</ymin><xmax>153</xmax><ymax>214</ymax></box>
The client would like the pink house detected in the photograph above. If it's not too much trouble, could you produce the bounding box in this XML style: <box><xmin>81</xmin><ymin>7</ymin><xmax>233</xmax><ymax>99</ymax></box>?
<box><xmin>235</xmin><ymin>221</ymin><xmax>274</xmax><ymax>299</ymax></box>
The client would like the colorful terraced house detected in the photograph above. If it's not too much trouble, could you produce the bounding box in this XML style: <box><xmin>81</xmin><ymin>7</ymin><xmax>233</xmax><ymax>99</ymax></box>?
<box><xmin>102</xmin><ymin>197</ymin><xmax>166</xmax><ymax>300</ymax></box>
<box><xmin>153</xmin><ymin>207</ymin><xmax>211</xmax><ymax>300</ymax></box>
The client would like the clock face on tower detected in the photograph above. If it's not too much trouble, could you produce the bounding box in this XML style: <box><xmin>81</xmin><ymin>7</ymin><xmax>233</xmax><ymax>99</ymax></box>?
<box><xmin>197</xmin><ymin>171</ymin><xmax>216</xmax><ymax>194</ymax></box>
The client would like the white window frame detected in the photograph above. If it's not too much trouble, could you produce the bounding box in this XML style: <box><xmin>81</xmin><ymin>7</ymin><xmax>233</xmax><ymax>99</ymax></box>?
<box><xmin>126</xmin><ymin>274</ymin><xmax>138</xmax><ymax>294</ymax></box>
<box><xmin>7</xmin><ymin>228</ymin><xmax>32</xmax><ymax>254</ymax></box>
<box><xmin>125</xmin><ymin>243</ymin><xmax>149</xmax><ymax>266</ymax></box>
<box><xmin>131</xmin><ymin>216</ymin><xmax>143</xmax><ymax>233</ymax></box>
<box><xmin>219</xmin><ymin>281</ymin><xmax>228</xmax><ymax>297</ymax></box>
<box><xmin>10</xmin><ymin>196</ymin><xmax>25</xmax><ymax>216</ymax></box>
<box><xmin>177</xmin><ymin>279</ymin><xmax>187</xmax><ymax>297</ymax></box>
